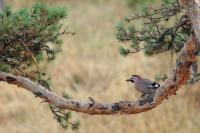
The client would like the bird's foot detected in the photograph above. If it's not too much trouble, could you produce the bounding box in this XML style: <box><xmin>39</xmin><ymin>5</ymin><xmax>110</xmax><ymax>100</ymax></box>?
<box><xmin>140</xmin><ymin>93</ymin><xmax>154</xmax><ymax>105</ymax></box>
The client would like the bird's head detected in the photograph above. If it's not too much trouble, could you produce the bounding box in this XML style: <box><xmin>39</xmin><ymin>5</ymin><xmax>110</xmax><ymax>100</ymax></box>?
<box><xmin>126</xmin><ymin>75</ymin><xmax>141</xmax><ymax>83</ymax></box>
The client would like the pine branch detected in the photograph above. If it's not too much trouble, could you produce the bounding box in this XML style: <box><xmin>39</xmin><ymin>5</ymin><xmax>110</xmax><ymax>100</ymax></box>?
<box><xmin>0</xmin><ymin>34</ymin><xmax>197</xmax><ymax>115</ymax></box>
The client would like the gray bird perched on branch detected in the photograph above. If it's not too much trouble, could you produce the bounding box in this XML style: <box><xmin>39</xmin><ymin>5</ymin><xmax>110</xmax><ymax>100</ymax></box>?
<box><xmin>126</xmin><ymin>75</ymin><xmax>160</xmax><ymax>94</ymax></box>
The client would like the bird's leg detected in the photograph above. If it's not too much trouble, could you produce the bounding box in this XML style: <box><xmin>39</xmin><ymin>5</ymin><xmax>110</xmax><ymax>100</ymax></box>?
<box><xmin>147</xmin><ymin>93</ymin><xmax>154</xmax><ymax>103</ymax></box>
<box><xmin>139</xmin><ymin>93</ymin><xmax>148</xmax><ymax>105</ymax></box>
<box><xmin>139</xmin><ymin>93</ymin><xmax>154</xmax><ymax>105</ymax></box>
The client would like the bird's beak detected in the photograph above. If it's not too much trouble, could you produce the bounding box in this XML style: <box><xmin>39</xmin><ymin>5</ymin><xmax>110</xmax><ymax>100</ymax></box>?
<box><xmin>126</xmin><ymin>78</ymin><xmax>134</xmax><ymax>82</ymax></box>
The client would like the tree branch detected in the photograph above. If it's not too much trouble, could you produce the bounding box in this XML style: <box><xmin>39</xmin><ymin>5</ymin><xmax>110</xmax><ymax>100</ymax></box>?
<box><xmin>188</xmin><ymin>0</ymin><xmax>200</xmax><ymax>43</ymax></box>
<box><xmin>0</xmin><ymin>0</ymin><xmax>198</xmax><ymax>115</ymax></box>
<box><xmin>0</xmin><ymin>34</ymin><xmax>197</xmax><ymax>115</ymax></box>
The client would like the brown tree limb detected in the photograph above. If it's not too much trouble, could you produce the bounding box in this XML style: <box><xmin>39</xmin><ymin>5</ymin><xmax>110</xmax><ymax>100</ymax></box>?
<box><xmin>0</xmin><ymin>0</ymin><xmax>198</xmax><ymax>115</ymax></box>
<box><xmin>188</xmin><ymin>0</ymin><xmax>200</xmax><ymax>43</ymax></box>
<box><xmin>0</xmin><ymin>34</ymin><xmax>197</xmax><ymax>115</ymax></box>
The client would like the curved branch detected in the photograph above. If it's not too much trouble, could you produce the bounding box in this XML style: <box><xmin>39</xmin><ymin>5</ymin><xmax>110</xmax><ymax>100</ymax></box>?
<box><xmin>0</xmin><ymin>34</ymin><xmax>197</xmax><ymax>115</ymax></box>
<box><xmin>0</xmin><ymin>0</ymin><xmax>198</xmax><ymax>115</ymax></box>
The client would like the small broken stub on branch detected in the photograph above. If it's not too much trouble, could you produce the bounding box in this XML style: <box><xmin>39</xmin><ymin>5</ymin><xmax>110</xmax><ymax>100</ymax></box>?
<box><xmin>34</xmin><ymin>91</ymin><xmax>44</xmax><ymax>97</ymax></box>
<box><xmin>6</xmin><ymin>76</ymin><xmax>17</xmax><ymax>83</ymax></box>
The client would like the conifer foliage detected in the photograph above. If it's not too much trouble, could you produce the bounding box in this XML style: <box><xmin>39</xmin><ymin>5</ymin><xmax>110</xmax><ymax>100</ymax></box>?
<box><xmin>0</xmin><ymin>3</ymin><xmax>79</xmax><ymax>130</ymax></box>
<box><xmin>116</xmin><ymin>0</ymin><xmax>191</xmax><ymax>56</ymax></box>
<box><xmin>0</xmin><ymin>3</ymin><xmax>70</xmax><ymax>79</ymax></box>
<box><xmin>0</xmin><ymin>0</ymin><xmax>198</xmax><ymax>131</ymax></box>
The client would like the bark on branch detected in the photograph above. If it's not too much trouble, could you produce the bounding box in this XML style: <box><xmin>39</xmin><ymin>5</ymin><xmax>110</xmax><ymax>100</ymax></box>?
<box><xmin>0</xmin><ymin>0</ymin><xmax>199</xmax><ymax>115</ymax></box>
<box><xmin>0</xmin><ymin>34</ymin><xmax>197</xmax><ymax>115</ymax></box>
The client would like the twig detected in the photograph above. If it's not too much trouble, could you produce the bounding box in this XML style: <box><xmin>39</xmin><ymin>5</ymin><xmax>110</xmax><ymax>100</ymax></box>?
<box><xmin>20</xmin><ymin>41</ymin><xmax>41</xmax><ymax>79</ymax></box>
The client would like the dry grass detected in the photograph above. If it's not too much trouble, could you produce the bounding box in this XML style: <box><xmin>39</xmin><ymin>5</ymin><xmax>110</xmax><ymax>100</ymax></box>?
<box><xmin>1</xmin><ymin>0</ymin><xmax>200</xmax><ymax>133</ymax></box>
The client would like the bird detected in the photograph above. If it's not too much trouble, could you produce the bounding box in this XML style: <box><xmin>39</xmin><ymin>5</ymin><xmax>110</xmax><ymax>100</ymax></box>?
<box><xmin>126</xmin><ymin>75</ymin><xmax>160</xmax><ymax>94</ymax></box>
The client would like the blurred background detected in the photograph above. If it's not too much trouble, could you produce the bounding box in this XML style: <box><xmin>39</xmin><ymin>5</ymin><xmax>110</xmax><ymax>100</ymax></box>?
<box><xmin>0</xmin><ymin>0</ymin><xmax>200</xmax><ymax>133</ymax></box>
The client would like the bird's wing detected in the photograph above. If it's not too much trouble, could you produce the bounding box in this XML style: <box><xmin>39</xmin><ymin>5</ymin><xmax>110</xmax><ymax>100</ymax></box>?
<box><xmin>142</xmin><ymin>78</ymin><xmax>160</xmax><ymax>89</ymax></box>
